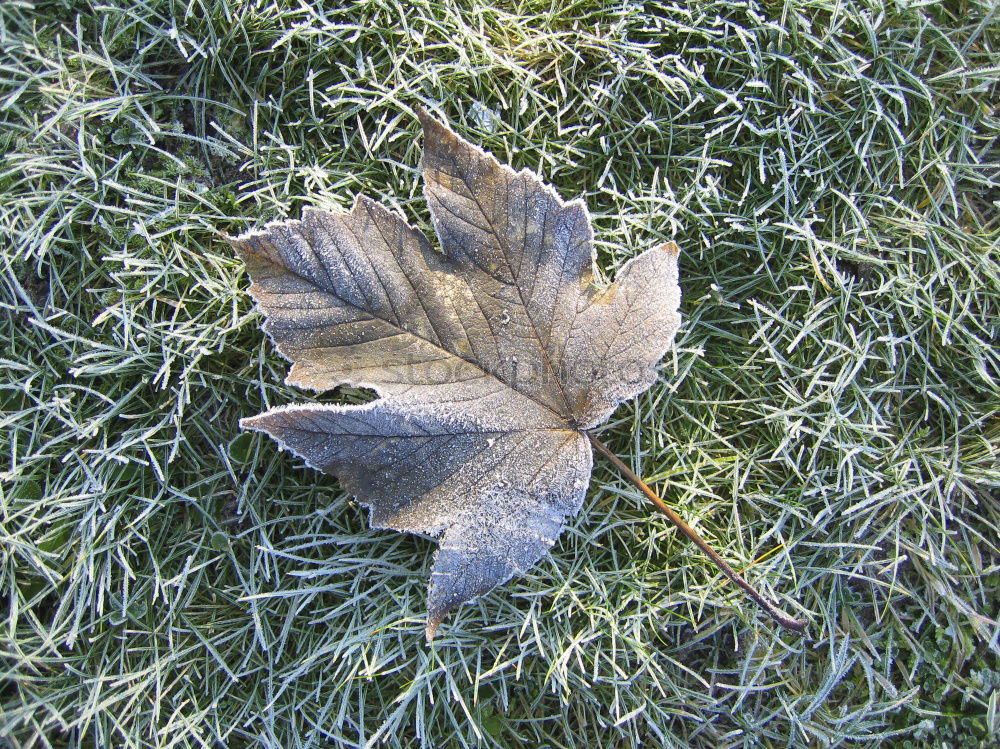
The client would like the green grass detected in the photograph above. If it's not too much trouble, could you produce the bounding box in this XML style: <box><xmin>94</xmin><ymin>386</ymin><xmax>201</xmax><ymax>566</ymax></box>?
<box><xmin>2</xmin><ymin>0</ymin><xmax>998</xmax><ymax>746</ymax></box>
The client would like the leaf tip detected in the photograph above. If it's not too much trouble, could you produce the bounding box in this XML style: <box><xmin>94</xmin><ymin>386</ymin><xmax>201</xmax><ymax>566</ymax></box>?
<box><xmin>239</xmin><ymin>414</ymin><xmax>266</xmax><ymax>431</ymax></box>
<box><xmin>221</xmin><ymin>232</ymin><xmax>245</xmax><ymax>254</ymax></box>
<box><xmin>413</xmin><ymin>103</ymin><xmax>447</xmax><ymax>137</ymax></box>
<box><xmin>425</xmin><ymin>614</ymin><xmax>445</xmax><ymax>642</ymax></box>
<box><xmin>659</xmin><ymin>241</ymin><xmax>681</xmax><ymax>257</ymax></box>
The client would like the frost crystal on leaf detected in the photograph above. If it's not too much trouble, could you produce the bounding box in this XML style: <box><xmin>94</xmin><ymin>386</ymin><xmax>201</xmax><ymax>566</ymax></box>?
<box><xmin>230</xmin><ymin>107</ymin><xmax>681</xmax><ymax>639</ymax></box>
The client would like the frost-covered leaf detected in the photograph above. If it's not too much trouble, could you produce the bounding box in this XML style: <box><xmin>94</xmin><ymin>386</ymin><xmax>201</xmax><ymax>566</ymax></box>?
<box><xmin>230</xmin><ymin>107</ymin><xmax>681</xmax><ymax>638</ymax></box>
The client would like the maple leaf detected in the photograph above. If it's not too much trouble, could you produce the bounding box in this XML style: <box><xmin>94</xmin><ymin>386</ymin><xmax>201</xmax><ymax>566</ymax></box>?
<box><xmin>229</xmin><ymin>107</ymin><xmax>803</xmax><ymax>639</ymax></box>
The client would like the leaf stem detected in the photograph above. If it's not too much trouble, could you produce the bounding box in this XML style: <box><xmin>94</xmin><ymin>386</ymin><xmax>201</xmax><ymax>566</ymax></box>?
<box><xmin>587</xmin><ymin>433</ymin><xmax>807</xmax><ymax>634</ymax></box>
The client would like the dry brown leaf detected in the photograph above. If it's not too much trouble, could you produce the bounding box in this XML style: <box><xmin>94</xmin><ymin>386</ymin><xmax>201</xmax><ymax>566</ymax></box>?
<box><xmin>229</xmin><ymin>107</ymin><xmax>681</xmax><ymax>638</ymax></box>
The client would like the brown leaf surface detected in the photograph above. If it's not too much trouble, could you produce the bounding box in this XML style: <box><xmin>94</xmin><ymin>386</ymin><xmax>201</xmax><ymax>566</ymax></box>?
<box><xmin>230</xmin><ymin>107</ymin><xmax>681</xmax><ymax>638</ymax></box>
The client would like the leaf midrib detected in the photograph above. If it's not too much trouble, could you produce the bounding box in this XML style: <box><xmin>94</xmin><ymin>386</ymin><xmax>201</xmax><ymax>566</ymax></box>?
<box><xmin>446</xmin><ymin>169</ymin><xmax>578</xmax><ymax>419</ymax></box>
